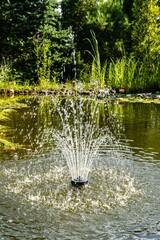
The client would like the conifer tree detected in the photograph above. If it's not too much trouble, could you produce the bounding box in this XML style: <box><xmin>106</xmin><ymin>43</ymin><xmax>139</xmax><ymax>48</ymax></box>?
<box><xmin>35</xmin><ymin>0</ymin><xmax>73</xmax><ymax>83</ymax></box>
<box><xmin>0</xmin><ymin>0</ymin><xmax>45</xmax><ymax>81</ymax></box>
<box><xmin>0</xmin><ymin>0</ymin><xmax>73</xmax><ymax>82</ymax></box>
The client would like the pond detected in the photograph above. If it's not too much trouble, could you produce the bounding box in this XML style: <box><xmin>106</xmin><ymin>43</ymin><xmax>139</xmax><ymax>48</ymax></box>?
<box><xmin>0</xmin><ymin>96</ymin><xmax>160</xmax><ymax>239</ymax></box>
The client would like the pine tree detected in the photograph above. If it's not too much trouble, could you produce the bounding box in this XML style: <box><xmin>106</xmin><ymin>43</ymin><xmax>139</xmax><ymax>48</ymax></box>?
<box><xmin>35</xmin><ymin>0</ymin><xmax>73</xmax><ymax>82</ymax></box>
<box><xmin>0</xmin><ymin>0</ymin><xmax>45</xmax><ymax>81</ymax></box>
<box><xmin>0</xmin><ymin>0</ymin><xmax>73</xmax><ymax>83</ymax></box>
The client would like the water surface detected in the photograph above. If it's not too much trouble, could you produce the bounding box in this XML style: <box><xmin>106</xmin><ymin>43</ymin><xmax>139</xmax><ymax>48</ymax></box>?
<box><xmin>0</xmin><ymin>96</ymin><xmax>160</xmax><ymax>239</ymax></box>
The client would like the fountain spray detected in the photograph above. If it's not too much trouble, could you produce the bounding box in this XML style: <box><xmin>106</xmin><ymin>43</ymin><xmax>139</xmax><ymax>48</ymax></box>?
<box><xmin>53</xmin><ymin>99</ymin><xmax>113</xmax><ymax>188</ymax></box>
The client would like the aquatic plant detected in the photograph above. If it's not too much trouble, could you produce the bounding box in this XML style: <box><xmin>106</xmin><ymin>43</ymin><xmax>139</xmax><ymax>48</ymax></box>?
<box><xmin>108</xmin><ymin>53</ymin><xmax>160</xmax><ymax>92</ymax></box>
<box><xmin>86</xmin><ymin>30</ymin><xmax>107</xmax><ymax>89</ymax></box>
<box><xmin>108</xmin><ymin>55</ymin><xmax>138</xmax><ymax>91</ymax></box>
<box><xmin>34</xmin><ymin>38</ymin><xmax>53</xmax><ymax>87</ymax></box>
<box><xmin>0</xmin><ymin>60</ymin><xmax>13</xmax><ymax>88</ymax></box>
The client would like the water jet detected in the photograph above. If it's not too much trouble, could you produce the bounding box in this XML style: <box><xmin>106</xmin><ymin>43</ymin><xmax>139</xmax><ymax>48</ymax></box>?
<box><xmin>52</xmin><ymin>99</ymin><xmax>114</xmax><ymax>187</ymax></box>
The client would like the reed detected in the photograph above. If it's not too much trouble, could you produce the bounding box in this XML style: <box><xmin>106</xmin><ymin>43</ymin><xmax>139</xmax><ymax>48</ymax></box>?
<box><xmin>34</xmin><ymin>38</ymin><xmax>53</xmax><ymax>87</ymax></box>
<box><xmin>108</xmin><ymin>57</ymin><xmax>126</xmax><ymax>89</ymax></box>
<box><xmin>86</xmin><ymin>30</ymin><xmax>107</xmax><ymax>89</ymax></box>
<box><xmin>107</xmin><ymin>54</ymin><xmax>160</xmax><ymax>92</ymax></box>
<box><xmin>0</xmin><ymin>61</ymin><xmax>13</xmax><ymax>88</ymax></box>
<box><xmin>134</xmin><ymin>55</ymin><xmax>160</xmax><ymax>92</ymax></box>
<box><xmin>108</xmin><ymin>56</ymin><xmax>124</xmax><ymax>90</ymax></box>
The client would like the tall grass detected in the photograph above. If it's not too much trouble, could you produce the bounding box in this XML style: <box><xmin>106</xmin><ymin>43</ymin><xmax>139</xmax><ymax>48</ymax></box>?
<box><xmin>34</xmin><ymin>38</ymin><xmax>53</xmax><ymax>88</ymax></box>
<box><xmin>0</xmin><ymin>60</ymin><xmax>13</xmax><ymax>88</ymax></box>
<box><xmin>108</xmin><ymin>54</ymin><xmax>160</xmax><ymax>92</ymax></box>
<box><xmin>86</xmin><ymin>30</ymin><xmax>107</xmax><ymax>89</ymax></box>
<box><xmin>138</xmin><ymin>55</ymin><xmax>160</xmax><ymax>91</ymax></box>
<box><xmin>108</xmin><ymin>55</ymin><xmax>138</xmax><ymax>91</ymax></box>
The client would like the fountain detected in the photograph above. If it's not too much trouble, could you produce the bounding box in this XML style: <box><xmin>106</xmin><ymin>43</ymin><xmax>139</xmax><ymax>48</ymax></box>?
<box><xmin>52</xmin><ymin>99</ymin><xmax>115</xmax><ymax>188</ymax></box>
<box><xmin>1</xmin><ymin>96</ymin><xmax>160</xmax><ymax>240</ymax></box>
<box><xmin>0</xmin><ymin>97</ymin><xmax>141</xmax><ymax>212</ymax></box>
<box><xmin>71</xmin><ymin>177</ymin><xmax>88</xmax><ymax>188</ymax></box>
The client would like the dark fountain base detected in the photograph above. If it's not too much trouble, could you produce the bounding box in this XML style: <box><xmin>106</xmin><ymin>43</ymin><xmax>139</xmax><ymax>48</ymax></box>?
<box><xmin>71</xmin><ymin>178</ymin><xmax>88</xmax><ymax>188</ymax></box>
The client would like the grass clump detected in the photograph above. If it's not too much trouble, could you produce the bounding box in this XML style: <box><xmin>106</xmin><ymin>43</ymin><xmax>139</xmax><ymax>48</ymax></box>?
<box><xmin>108</xmin><ymin>54</ymin><xmax>160</xmax><ymax>92</ymax></box>
<box><xmin>86</xmin><ymin>31</ymin><xmax>107</xmax><ymax>89</ymax></box>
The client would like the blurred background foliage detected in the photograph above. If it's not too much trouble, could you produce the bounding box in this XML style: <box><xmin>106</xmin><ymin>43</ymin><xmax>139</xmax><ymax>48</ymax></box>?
<box><xmin>0</xmin><ymin>0</ymin><xmax>160</xmax><ymax>91</ymax></box>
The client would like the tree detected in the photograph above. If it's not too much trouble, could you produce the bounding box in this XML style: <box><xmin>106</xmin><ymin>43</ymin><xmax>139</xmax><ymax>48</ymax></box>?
<box><xmin>35</xmin><ymin>0</ymin><xmax>73</xmax><ymax>83</ymax></box>
<box><xmin>0</xmin><ymin>0</ymin><xmax>45</xmax><ymax>81</ymax></box>
<box><xmin>131</xmin><ymin>0</ymin><xmax>160</xmax><ymax>90</ymax></box>
<box><xmin>122</xmin><ymin>0</ymin><xmax>134</xmax><ymax>53</ymax></box>
<box><xmin>61</xmin><ymin>0</ymin><xmax>129</xmax><ymax>76</ymax></box>
<box><xmin>98</xmin><ymin>0</ymin><xmax>129</xmax><ymax>59</ymax></box>
<box><xmin>132</xmin><ymin>0</ymin><xmax>160</xmax><ymax>60</ymax></box>
<box><xmin>123</xmin><ymin>0</ymin><xmax>134</xmax><ymax>21</ymax></box>
<box><xmin>61</xmin><ymin>0</ymin><xmax>97</xmax><ymax>57</ymax></box>
<box><xmin>0</xmin><ymin>0</ymin><xmax>73</xmax><ymax>83</ymax></box>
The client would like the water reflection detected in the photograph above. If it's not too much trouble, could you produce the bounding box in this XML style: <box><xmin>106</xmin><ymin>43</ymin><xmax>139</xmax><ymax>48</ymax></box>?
<box><xmin>0</xmin><ymin>96</ymin><xmax>160</xmax><ymax>239</ymax></box>
<box><xmin>119</xmin><ymin>102</ymin><xmax>160</xmax><ymax>160</ymax></box>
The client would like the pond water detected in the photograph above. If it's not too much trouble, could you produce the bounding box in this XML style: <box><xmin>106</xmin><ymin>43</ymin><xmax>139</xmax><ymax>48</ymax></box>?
<box><xmin>0</xmin><ymin>96</ymin><xmax>160</xmax><ymax>240</ymax></box>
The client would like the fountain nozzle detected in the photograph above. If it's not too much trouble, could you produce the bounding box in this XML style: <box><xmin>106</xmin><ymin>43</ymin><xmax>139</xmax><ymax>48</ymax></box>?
<box><xmin>71</xmin><ymin>176</ymin><xmax>88</xmax><ymax>188</ymax></box>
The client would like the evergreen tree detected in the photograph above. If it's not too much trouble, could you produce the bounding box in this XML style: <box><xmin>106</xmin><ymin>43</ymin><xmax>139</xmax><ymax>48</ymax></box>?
<box><xmin>35</xmin><ymin>0</ymin><xmax>73</xmax><ymax>83</ymax></box>
<box><xmin>0</xmin><ymin>0</ymin><xmax>45</xmax><ymax>81</ymax></box>
<box><xmin>99</xmin><ymin>0</ymin><xmax>129</xmax><ymax>59</ymax></box>
<box><xmin>0</xmin><ymin>0</ymin><xmax>73</xmax><ymax>83</ymax></box>
<box><xmin>61</xmin><ymin>0</ymin><xmax>129</xmax><ymax>74</ymax></box>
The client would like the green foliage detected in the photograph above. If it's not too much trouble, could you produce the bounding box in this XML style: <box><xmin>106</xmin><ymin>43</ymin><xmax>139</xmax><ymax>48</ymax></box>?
<box><xmin>87</xmin><ymin>31</ymin><xmax>107</xmax><ymax>89</ymax></box>
<box><xmin>108</xmin><ymin>56</ymin><xmax>126</xmax><ymax>89</ymax></box>
<box><xmin>61</xmin><ymin>0</ymin><xmax>98</xmax><ymax>78</ymax></box>
<box><xmin>123</xmin><ymin>0</ymin><xmax>134</xmax><ymax>21</ymax></box>
<box><xmin>34</xmin><ymin>38</ymin><xmax>52</xmax><ymax>86</ymax></box>
<box><xmin>136</xmin><ymin>55</ymin><xmax>160</xmax><ymax>91</ymax></box>
<box><xmin>35</xmin><ymin>0</ymin><xmax>74</xmax><ymax>83</ymax></box>
<box><xmin>132</xmin><ymin>0</ymin><xmax>160</xmax><ymax>60</ymax></box>
<box><xmin>89</xmin><ymin>0</ymin><xmax>129</xmax><ymax>59</ymax></box>
<box><xmin>0</xmin><ymin>60</ymin><xmax>13</xmax><ymax>87</ymax></box>
<box><xmin>122</xmin><ymin>0</ymin><xmax>134</xmax><ymax>53</ymax></box>
<box><xmin>0</xmin><ymin>0</ymin><xmax>45</xmax><ymax>81</ymax></box>
<box><xmin>0</xmin><ymin>0</ymin><xmax>73</xmax><ymax>83</ymax></box>
<box><xmin>61</xmin><ymin>0</ymin><xmax>97</xmax><ymax>45</ymax></box>
<box><xmin>108</xmin><ymin>54</ymin><xmax>160</xmax><ymax>92</ymax></box>
<box><xmin>61</xmin><ymin>0</ymin><xmax>129</xmax><ymax>79</ymax></box>
<box><xmin>128</xmin><ymin>0</ymin><xmax>160</xmax><ymax>91</ymax></box>
<box><xmin>0</xmin><ymin>0</ymin><xmax>160</xmax><ymax>91</ymax></box>
<box><xmin>108</xmin><ymin>55</ymin><xmax>139</xmax><ymax>91</ymax></box>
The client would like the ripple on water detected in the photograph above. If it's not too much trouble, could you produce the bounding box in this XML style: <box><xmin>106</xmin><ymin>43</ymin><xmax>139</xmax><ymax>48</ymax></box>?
<box><xmin>0</xmin><ymin>158</ymin><xmax>142</xmax><ymax>213</ymax></box>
